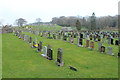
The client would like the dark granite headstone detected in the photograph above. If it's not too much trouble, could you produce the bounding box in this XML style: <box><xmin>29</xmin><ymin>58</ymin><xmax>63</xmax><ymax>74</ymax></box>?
<box><xmin>115</xmin><ymin>40</ymin><xmax>119</xmax><ymax>45</ymax></box>
<box><xmin>78</xmin><ymin>38</ymin><xmax>83</xmax><ymax>47</ymax></box>
<box><xmin>111</xmin><ymin>38</ymin><xmax>114</xmax><ymax>45</ymax></box>
<box><xmin>47</xmin><ymin>45</ymin><xmax>53</xmax><ymax>60</ymax></box>
<box><xmin>100</xmin><ymin>46</ymin><xmax>105</xmax><ymax>53</ymax></box>
<box><xmin>80</xmin><ymin>33</ymin><xmax>83</xmax><ymax>39</ymax></box>
<box><xmin>29</xmin><ymin>37</ymin><xmax>32</xmax><ymax>43</ymax></box>
<box><xmin>56</xmin><ymin>48</ymin><xmax>64</xmax><ymax>66</ymax></box>
<box><xmin>38</xmin><ymin>41</ymin><xmax>42</xmax><ymax>52</ymax></box>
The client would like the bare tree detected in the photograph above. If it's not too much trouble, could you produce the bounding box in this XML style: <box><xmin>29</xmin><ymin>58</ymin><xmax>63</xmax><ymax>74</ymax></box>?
<box><xmin>16</xmin><ymin>18</ymin><xmax>27</xmax><ymax>27</ymax></box>
<box><xmin>36</xmin><ymin>18</ymin><xmax>41</xmax><ymax>25</ymax></box>
<box><xmin>36</xmin><ymin>18</ymin><xmax>41</xmax><ymax>22</ymax></box>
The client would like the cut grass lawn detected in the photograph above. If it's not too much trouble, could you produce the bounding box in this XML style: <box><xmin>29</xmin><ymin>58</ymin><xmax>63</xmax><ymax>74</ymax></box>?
<box><xmin>2</xmin><ymin>33</ymin><xmax>118</xmax><ymax>78</ymax></box>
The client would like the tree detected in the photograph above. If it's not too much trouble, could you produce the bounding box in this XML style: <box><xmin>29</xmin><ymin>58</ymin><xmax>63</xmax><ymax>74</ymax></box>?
<box><xmin>36</xmin><ymin>18</ymin><xmax>41</xmax><ymax>22</ymax></box>
<box><xmin>76</xmin><ymin>20</ymin><xmax>81</xmax><ymax>31</ymax></box>
<box><xmin>36</xmin><ymin>18</ymin><xmax>42</xmax><ymax>25</ymax></box>
<box><xmin>91</xmin><ymin>12</ymin><xmax>96</xmax><ymax>31</ymax></box>
<box><xmin>16</xmin><ymin>18</ymin><xmax>27</xmax><ymax>27</ymax></box>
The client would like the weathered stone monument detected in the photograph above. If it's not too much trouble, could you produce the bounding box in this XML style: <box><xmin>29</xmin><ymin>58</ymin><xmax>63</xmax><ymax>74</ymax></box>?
<box><xmin>56</xmin><ymin>48</ymin><xmax>64</xmax><ymax>66</ymax></box>
<box><xmin>90</xmin><ymin>41</ymin><xmax>94</xmax><ymax>50</ymax></box>
<box><xmin>38</xmin><ymin>41</ymin><xmax>42</xmax><ymax>52</ymax></box>
<box><xmin>98</xmin><ymin>42</ymin><xmax>102</xmax><ymax>52</ymax></box>
<box><xmin>107</xmin><ymin>47</ymin><xmax>114</xmax><ymax>56</ymax></box>
<box><xmin>86</xmin><ymin>40</ymin><xmax>89</xmax><ymax>48</ymax></box>
<box><xmin>47</xmin><ymin>45</ymin><xmax>53</xmax><ymax>60</ymax></box>
<box><xmin>29</xmin><ymin>37</ymin><xmax>32</xmax><ymax>43</ymax></box>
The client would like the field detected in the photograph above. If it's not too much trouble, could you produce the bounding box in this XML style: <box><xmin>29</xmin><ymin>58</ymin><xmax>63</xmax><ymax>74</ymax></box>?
<box><xmin>2</xmin><ymin>27</ymin><xmax>118</xmax><ymax>78</ymax></box>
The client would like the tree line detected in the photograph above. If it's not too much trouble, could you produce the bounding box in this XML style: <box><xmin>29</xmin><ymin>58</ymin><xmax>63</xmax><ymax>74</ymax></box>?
<box><xmin>51</xmin><ymin>14</ymin><xmax>118</xmax><ymax>30</ymax></box>
<box><xmin>15</xmin><ymin>13</ymin><xmax>118</xmax><ymax>30</ymax></box>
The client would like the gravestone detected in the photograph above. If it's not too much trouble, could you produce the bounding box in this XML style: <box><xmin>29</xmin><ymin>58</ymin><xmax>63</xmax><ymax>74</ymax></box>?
<box><xmin>23</xmin><ymin>35</ymin><xmax>27</xmax><ymax>41</ymax></box>
<box><xmin>41</xmin><ymin>46</ymin><xmax>47</xmax><ymax>58</ymax></box>
<box><xmin>38</xmin><ymin>41</ymin><xmax>42</xmax><ymax>52</ymax></box>
<box><xmin>108</xmin><ymin>38</ymin><xmax>111</xmax><ymax>44</ymax></box>
<box><xmin>86</xmin><ymin>40</ymin><xmax>89</xmax><ymax>48</ymax></box>
<box><xmin>29</xmin><ymin>37</ymin><xmax>32</xmax><ymax>43</ymax></box>
<box><xmin>111</xmin><ymin>38</ymin><xmax>114</xmax><ymax>45</ymax></box>
<box><xmin>78</xmin><ymin>38</ymin><xmax>83</xmax><ymax>47</ymax></box>
<box><xmin>93</xmin><ymin>35</ymin><xmax>97</xmax><ymax>41</ymax></box>
<box><xmin>108</xmin><ymin>47</ymin><xmax>114</xmax><ymax>56</ymax></box>
<box><xmin>98</xmin><ymin>42</ymin><xmax>102</xmax><ymax>52</ymax></box>
<box><xmin>90</xmin><ymin>41</ymin><xmax>94</xmax><ymax>49</ymax></box>
<box><xmin>58</xmin><ymin>33</ymin><xmax>61</xmax><ymax>40</ymax></box>
<box><xmin>118</xmin><ymin>52</ymin><xmax>120</xmax><ymax>57</ymax></box>
<box><xmin>56</xmin><ymin>48</ymin><xmax>64</xmax><ymax>66</ymax></box>
<box><xmin>89</xmin><ymin>35</ymin><xmax>92</xmax><ymax>40</ymax></box>
<box><xmin>84</xmin><ymin>33</ymin><xmax>87</xmax><ymax>39</ymax></box>
<box><xmin>87</xmin><ymin>35</ymin><xmax>89</xmax><ymax>40</ymax></box>
<box><xmin>98</xmin><ymin>36</ymin><xmax>101</xmax><ymax>41</ymax></box>
<box><xmin>53</xmin><ymin>33</ymin><xmax>56</xmax><ymax>39</ymax></box>
<box><xmin>47</xmin><ymin>45</ymin><xmax>53</xmax><ymax>60</ymax></box>
<box><xmin>102</xmin><ymin>38</ymin><xmax>106</xmax><ymax>43</ymax></box>
<box><xmin>100</xmin><ymin>46</ymin><xmax>105</xmax><ymax>53</ymax></box>
<box><xmin>80</xmin><ymin>33</ymin><xmax>83</xmax><ymax>39</ymax></box>
<box><xmin>63</xmin><ymin>34</ymin><xmax>67</xmax><ymax>41</ymax></box>
<box><xmin>22</xmin><ymin>34</ymin><xmax>24</xmax><ymax>40</ymax></box>
<box><xmin>115</xmin><ymin>40</ymin><xmax>119</xmax><ymax>45</ymax></box>
<box><xmin>70</xmin><ymin>37</ymin><xmax>74</xmax><ymax>44</ymax></box>
<box><xmin>74</xmin><ymin>33</ymin><xmax>77</xmax><ymax>38</ymax></box>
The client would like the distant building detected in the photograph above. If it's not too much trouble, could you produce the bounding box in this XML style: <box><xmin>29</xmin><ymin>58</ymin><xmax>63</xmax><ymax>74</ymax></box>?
<box><xmin>61</xmin><ymin>27</ymin><xmax>73</xmax><ymax>31</ymax></box>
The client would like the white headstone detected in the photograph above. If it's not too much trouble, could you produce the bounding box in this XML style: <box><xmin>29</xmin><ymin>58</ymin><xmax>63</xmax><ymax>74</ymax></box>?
<box><xmin>41</xmin><ymin>46</ymin><xmax>47</xmax><ymax>57</ymax></box>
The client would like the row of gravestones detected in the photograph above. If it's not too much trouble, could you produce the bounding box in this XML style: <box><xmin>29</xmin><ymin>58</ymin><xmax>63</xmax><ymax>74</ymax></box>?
<box><xmin>40</xmin><ymin>31</ymin><xmax>118</xmax><ymax>56</ymax></box>
<box><xmin>25</xmin><ymin>28</ymin><xmax>119</xmax><ymax>43</ymax></box>
<box><xmin>14</xmin><ymin>31</ymin><xmax>64</xmax><ymax>66</ymax></box>
<box><xmin>32</xmin><ymin>40</ymin><xmax>64</xmax><ymax>66</ymax></box>
<box><xmin>77</xmin><ymin>38</ymin><xmax>115</xmax><ymax>56</ymax></box>
<box><xmin>28</xmin><ymin>30</ymin><xmax>120</xmax><ymax>57</ymax></box>
<box><xmin>34</xmin><ymin>31</ymin><xmax>120</xmax><ymax>46</ymax></box>
<box><xmin>46</xmin><ymin>32</ymin><xmax>119</xmax><ymax>56</ymax></box>
<box><xmin>86</xmin><ymin>40</ymin><xmax>115</xmax><ymax>56</ymax></box>
<box><xmin>17</xmin><ymin>29</ymin><xmax>120</xmax><ymax>57</ymax></box>
<box><xmin>31</xmin><ymin>30</ymin><xmax>119</xmax><ymax>40</ymax></box>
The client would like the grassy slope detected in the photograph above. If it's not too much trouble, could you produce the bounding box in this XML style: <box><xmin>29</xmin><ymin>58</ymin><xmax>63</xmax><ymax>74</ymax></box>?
<box><xmin>2</xmin><ymin>33</ymin><xmax>118</xmax><ymax>78</ymax></box>
<box><xmin>0</xmin><ymin>34</ymin><xmax>2</xmax><ymax>79</ymax></box>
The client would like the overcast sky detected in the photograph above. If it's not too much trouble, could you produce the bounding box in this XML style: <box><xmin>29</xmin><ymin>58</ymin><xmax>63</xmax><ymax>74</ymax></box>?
<box><xmin>0</xmin><ymin>0</ymin><xmax>119</xmax><ymax>25</ymax></box>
